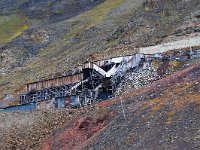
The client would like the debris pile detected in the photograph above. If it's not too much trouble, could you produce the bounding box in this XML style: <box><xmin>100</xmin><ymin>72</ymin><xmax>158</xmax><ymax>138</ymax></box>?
<box><xmin>115</xmin><ymin>68</ymin><xmax>159</xmax><ymax>96</ymax></box>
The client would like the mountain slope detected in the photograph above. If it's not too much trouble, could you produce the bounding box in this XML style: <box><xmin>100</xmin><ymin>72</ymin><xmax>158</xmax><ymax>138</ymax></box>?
<box><xmin>0</xmin><ymin>0</ymin><xmax>200</xmax><ymax>149</ymax></box>
<box><xmin>0</xmin><ymin>0</ymin><xmax>141</xmax><ymax>100</ymax></box>
<box><xmin>0</xmin><ymin>0</ymin><xmax>200</xmax><ymax>101</ymax></box>
<box><xmin>0</xmin><ymin>61</ymin><xmax>199</xmax><ymax>150</ymax></box>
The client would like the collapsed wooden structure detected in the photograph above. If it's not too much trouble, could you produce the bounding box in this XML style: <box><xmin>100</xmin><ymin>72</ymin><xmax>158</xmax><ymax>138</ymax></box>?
<box><xmin>18</xmin><ymin>48</ymin><xmax>200</xmax><ymax>109</ymax></box>
<box><xmin>19</xmin><ymin>54</ymin><xmax>145</xmax><ymax>109</ymax></box>
<box><xmin>0</xmin><ymin>47</ymin><xmax>198</xmax><ymax>112</ymax></box>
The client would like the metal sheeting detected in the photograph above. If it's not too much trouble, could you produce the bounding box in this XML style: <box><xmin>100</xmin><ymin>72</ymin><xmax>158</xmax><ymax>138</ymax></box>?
<box><xmin>111</xmin><ymin>57</ymin><xmax>123</xmax><ymax>63</ymax></box>
<box><xmin>94</xmin><ymin>55</ymin><xmax>135</xmax><ymax>67</ymax></box>
<box><xmin>0</xmin><ymin>103</ymin><xmax>36</xmax><ymax>112</ymax></box>
<box><xmin>91</xmin><ymin>55</ymin><xmax>136</xmax><ymax>77</ymax></box>
<box><xmin>127</xmin><ymin>54</ymin><xmax>144</xmax><ymax>69</ymax></box>
<box><xmin>112</xmin><ymin>54</ymin><xmax>145</xmax><ymax>80</ymax></box>
<box><xmin>70</xmin><ymin>95</ymin><xmax>80</xmax><ymax>106</ymax></box>
<box><xmin>55</xmin><ymin>98</ymin><xmax>66</xmax><ymax>108</ymax></box>
<box><xmin>93</xmin><ymin>63</ymin><xmax>106</xmax><ymax>76</ymax></box>
<box><xmin>122</xmin><ymin>55</ymin><xmax>135</xmax><ymax>63</ymax></box>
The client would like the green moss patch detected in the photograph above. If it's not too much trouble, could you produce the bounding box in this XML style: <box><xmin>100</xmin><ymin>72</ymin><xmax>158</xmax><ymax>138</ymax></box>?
<box><xmin>0</xmin><ymin>15</ymin><xmax>28</xmax><ymax>46</ymax></box>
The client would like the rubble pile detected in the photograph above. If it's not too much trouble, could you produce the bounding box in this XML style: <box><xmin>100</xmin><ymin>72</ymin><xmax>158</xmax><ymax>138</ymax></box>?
<box><xmin>115</xmin><ymin>67</ymin><xmax>159</xmax><ymax>96</ymax></box>
<box><xmin>114</xmin><ymin>56</ymin><xmax>190</xmax><ymax>96</ymax></box>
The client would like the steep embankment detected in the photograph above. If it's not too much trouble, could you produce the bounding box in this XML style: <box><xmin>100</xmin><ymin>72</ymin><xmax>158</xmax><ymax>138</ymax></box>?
<box><xmin>1</xmin><ymin>0</ymin><xmax>200</xmax><ymax>102</ymax></box>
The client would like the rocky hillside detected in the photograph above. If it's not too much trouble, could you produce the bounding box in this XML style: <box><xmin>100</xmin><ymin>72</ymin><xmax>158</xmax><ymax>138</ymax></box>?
<box><xmin>0</xmin><ymin>0</ymin><xmax>200</xmax><ymax>149</ymax></box>
<box><xmin>0</xmin><ymin>0</ymin><xmax>105</xmax><ymax>23</ymax></box>
<box><xmin>0</xmin><ymin>57</ymin><xmax>199</xmax><ymax>150</ymax></box>
<box><xmin>0</xmin><ymin>0</ymin><xmax>200</xmax><ymax>101</ymax></box>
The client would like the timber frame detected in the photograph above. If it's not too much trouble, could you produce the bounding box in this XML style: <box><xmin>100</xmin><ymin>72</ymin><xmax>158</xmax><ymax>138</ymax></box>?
<box><xmin>19</xmin><ymin>48</ymin><xmax>200</xmax><ymax>109</ymax></box>
<box><xmin>20</xmin><ymin>55</ymin><xmax>144</xmax><ymax>108</ymax></box>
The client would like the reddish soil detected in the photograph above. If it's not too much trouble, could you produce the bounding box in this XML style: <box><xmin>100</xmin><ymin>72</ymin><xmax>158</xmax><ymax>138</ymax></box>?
<box><xmin>39</xmin><ymin>110</ymin><xmax>116</xmax><ymax>150</ymax></box>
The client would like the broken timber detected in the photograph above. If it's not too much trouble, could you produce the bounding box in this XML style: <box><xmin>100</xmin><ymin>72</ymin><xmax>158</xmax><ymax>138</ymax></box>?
<box><xmin>17</xmin><ymin>47</ymin><xmax>200</xmax><ymax>109</ymax></box>
<box><xmin>19</xmin><ymin>55</ymin><xmax>144</xmax><ymax>108</ymax></box>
